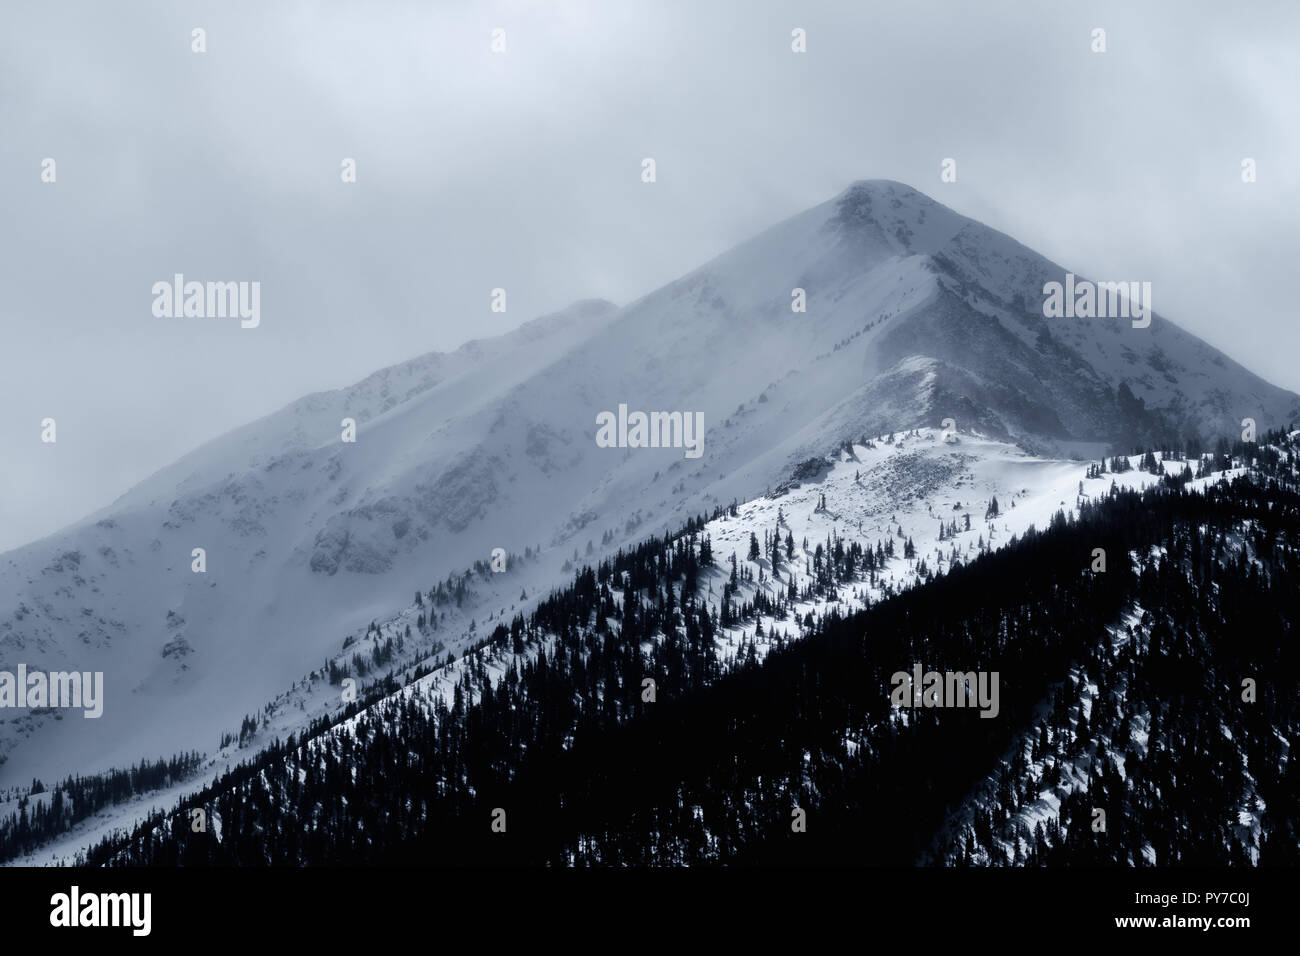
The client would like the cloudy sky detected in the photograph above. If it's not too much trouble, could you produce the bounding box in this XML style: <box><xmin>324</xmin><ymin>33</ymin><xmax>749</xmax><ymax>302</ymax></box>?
<box><xmin>2</xmin><ymin>0</ymin><xmax>1297</xmax><ymax>552</ymax></box>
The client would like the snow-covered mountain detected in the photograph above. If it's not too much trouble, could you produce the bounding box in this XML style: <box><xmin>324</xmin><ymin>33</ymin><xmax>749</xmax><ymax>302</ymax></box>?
<box><xmin>3</xmin><ymin>425</ymin><xmax>1242</xmax><ymax>864</ymax></box>
<box><xmin>1</xmin><ymin>179</ymin><xmax>1296</xmax><ymax>793</ymax></box>
<box><xmin>18</xmin><ymin>429</ymin><xmax>1292</xmax><ymax>866</ymax></box>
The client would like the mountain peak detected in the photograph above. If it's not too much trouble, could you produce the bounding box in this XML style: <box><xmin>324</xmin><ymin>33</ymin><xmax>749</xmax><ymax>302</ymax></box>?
<box><xmin>3</xmin><ymin>180</ymin><xmax>1298</xmax><ymax>796</ymax></box>
<box><xmin>832</xmin><ymin>179</ymin><xmax>942</xmax><ymax>224</ymax></box>
<box><xmin>839</xmin><ymin>178</ymin><xmax>925</xmax><ymax>198</ymax></box>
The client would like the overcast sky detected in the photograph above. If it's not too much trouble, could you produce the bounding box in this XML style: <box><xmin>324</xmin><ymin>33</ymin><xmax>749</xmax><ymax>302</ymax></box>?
<box><xmin>2</xmin><ymin>0</ymin><xmax>1297</xmax><ymax>552</ymax></box>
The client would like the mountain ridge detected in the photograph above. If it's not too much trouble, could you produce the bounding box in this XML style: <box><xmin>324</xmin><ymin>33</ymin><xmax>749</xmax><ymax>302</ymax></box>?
<box><xmin>1</xmin><ymin>179</ymin><xmax>1295</xmax><ymax>791</ymax></box>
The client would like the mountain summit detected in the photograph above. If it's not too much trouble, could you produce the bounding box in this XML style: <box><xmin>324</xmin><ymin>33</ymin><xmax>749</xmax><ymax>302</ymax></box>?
<box><xmin>1</xmin><ymin>181</ymin><xmax>1295</xmax><ymax>785</ymax></box>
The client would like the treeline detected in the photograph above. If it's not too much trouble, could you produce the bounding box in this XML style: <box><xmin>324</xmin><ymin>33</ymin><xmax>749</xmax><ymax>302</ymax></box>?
<box><xmin>79</xmin><ymin>450</ymin><xmax>1297</xmax><ymax>866</ymax></box>
<box><xmin>0</xmin><ymin>750</ymin><xmax>205</xmax><ymax>862</ymax></box>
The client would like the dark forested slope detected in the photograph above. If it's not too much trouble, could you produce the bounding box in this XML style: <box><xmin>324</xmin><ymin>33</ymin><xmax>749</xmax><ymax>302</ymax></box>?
<box><xmin>81</xmin><ymin>438</ymin><xmax>1300</xmax><ymax>867</ymax></box>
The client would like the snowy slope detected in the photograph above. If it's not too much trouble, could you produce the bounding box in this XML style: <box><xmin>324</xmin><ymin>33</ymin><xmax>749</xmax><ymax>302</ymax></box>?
<box><xmin>6</xmin><ymin>425</ymin><xmax>1215</xmax><ymax>864</ymax></box>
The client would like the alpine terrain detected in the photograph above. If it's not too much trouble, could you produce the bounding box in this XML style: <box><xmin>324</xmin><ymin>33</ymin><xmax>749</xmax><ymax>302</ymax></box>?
<box><xmin>1</xmin><ymin>181</ymin><xmax>1296</xmax><ymax>866</ymax></box>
